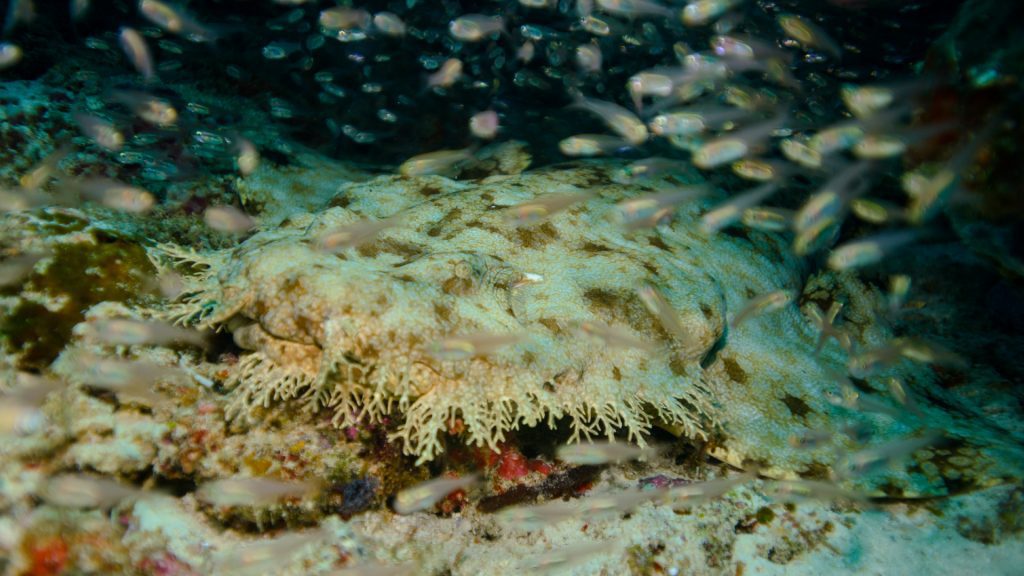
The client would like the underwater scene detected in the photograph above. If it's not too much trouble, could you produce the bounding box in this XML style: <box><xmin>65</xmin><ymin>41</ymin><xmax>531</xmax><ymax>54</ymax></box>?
<box><xmin>1</xmin><ymin>0</ymin><xmax>1023</xmax><ymax>574</ymax></box>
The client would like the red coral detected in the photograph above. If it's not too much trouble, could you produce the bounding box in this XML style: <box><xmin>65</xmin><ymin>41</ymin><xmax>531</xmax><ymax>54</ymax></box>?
<box><xmin>496</xmin><ymin>446</ymin><xmax>530</xmax><ymax>481</ymax></box>
<box><xmin>437</xmin><ymin>486</ymin><xmax>470</xmax><ymax>516</ymax></box>
<box><xmin>25</xmin><ymin>537</ymin><xmax>68</xmax><ymax>576</ymax></box>
<box><xmin>528</xmin><ymin>460</ymin><xmax>553</xmax><ymax>475</ymax></box>
<box><xmin>485</xmin><ymin>443</ymin><xmax>555</xmax><ymax>492</ymax></box>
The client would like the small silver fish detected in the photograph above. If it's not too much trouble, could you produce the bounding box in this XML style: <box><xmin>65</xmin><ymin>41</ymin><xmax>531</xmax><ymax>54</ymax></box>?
<box><xmin>839</xmin><ymin>431</ymin><xmax>944</xmax><ymax>478</ymax></box>
<box><xmin>741</xmin><ymin>206</ymin><xmax>793</xmax><ymax>232</ymax></box>
<box><xmin>612</xmin><ymin>157</ymin><xmax>686</xmax><ymax>184</ymax></box>
<box><xmin>139</xmin><ymin>0</ymin><xmax>217</xmax><ymax>42</ymax></box>
<box><xmin>573</xmin><ymin>487</ymin><xmax>667</xmax><ymax>518</ymax></box>
<box><xmin>667</xmin><ymin>471</ymin><xmax>755</xmax><ymax>509</ymax></box>
<box><xmin>496</xmin><ymin>497</ymin><xmax>582</xmax><ymax>530</ymax></box>
<box><xmin>0</xmin><ymin>187</ymin><xmax>62</xmax><ymax>212</ymax></box>
<box><xmin>559</xmin><ymin>134</ymin><xmax>631</xmax><ymax>157</ymax></box>
<box><xmin>503</xmin><ymin>192</ymin><xmax>590</xmax><ymax>227</ymax></box>
<box><xmin>0</xmin><ymin>42</ymin><xmax>23</xmax><ymax>69</ymax></box>
<box><xmin>150</xmin><ymin>271</ymin><xmax>186</xmax><ymax>300</ymax></box>
<box><xmin>681</xmin><ymin>52</ymin><xmax>730</xmax><ymax>81</ymax></box>
<box><xmin>211</xmin><ymin>529</ymin><xmax>327</xmax><ymax>576</ymax></box>
<box><xmin>393</xmin><ymin>474</ymin><xmax>478</xmax><ymax>515</ymax></box>
<box><xmin>626</xmin><ymin>71</ymin><xmax>675</xmax><ymax>112</ymax></box>
<box><xmin>2</xmin><ymin>0</ymin><xmax>34</xmax><ymax>34</ymax></box>
<box><xmin>516</xmin><ymin>41</ymin><xmax>536</xmax><ymax>63</ymax></box>
<box><xmin>649</xmin><ymin>107</ymin><xmax>749</xmax><ymax>138</ymax></box>
<box><xmin>764</xmin><ymin>479</ymin><xmax>868</xmax><ymax>505</ymax></box>
<box><xmin>893</xmin><ymin>337</ymin><xmax>965</xmax><ymax>367</ymax></box>
<box><xmin>372</xmin><ymin>12</ymin><xmax>406</xmax><ymax>37</ymax></box>
<box><xmin>885</xmin><ymin>376</ymin><xmax>908</xmax><ymax>407</ymax></box>
<box><xmin>0</xmin><ymin>252</ymin><xmax>46</xmax><ymax>287</ymax></box>
<box><xmin>70</xmin><ymin>0</ymin><xmax>89</xmax><ymax>20</ymax></box>
<box><xmin>325</xmin><ymin>561</ymin><xmax>419</xmax><ymax>576</ymax></box>
<box><xmin>449</xmin><ymin>15</ymin><xmax>504</xmax><ymax>42</ymax></box>
<box><xmin>556</xmin><ymin>441</ymin><xmax>661</xmax><ymax>465</ymax></box>
<box><xmin>805</xmin><ymin>301</ymin><xmax>850</xmax><ymax>353</ymax></box>
<box><xmin>399</xmin><ymin>147</ymin><xmax>472</xmax><ymax>176</ymax></box>
<box><xmin>425</xmin><ymin>58</ymin><xmax>462</xmax><ymax>89</ymax></box>
<box><xmin>828</xmin><ymin>384</ymin><xmax>897</xmax><ymax>420</ymax></box>
<box><xmin>118</xmin><ymin>27</ymin><xmax>155</xmax><ymax>81</ymax></box>
<box><xmin>787</xmin><ymin>428</ymin><xmax>834</xmax><ymax>450</ymax></box>
<box><xmin>636</xmin><ymin>284</ymin><xmax>696</xmax><ymax>355</ymax></box>
<box><xmin>780</xmin><ymin>137</ymin><xmax>823</xmax><ymax>169</ymax></box>
<box><xmin>108</xmin><ymin>90</ymin><xmax>177</xmax><ymax>126</ymax></box>
<box><xmin>827</xmin><ymin>229</ymin><xmax>918</xmax><ymax>271</ymax></box>
<box><xmin>575</xmin><ymin>43</ymin><xmax>603</xmax><ymax>73</ymax></box>
<box><xmin>710</xmin><ymin>35</ymin><xmax>753</xmax><ymax>59</ymax></box>
<box><xmin>74</xmin><ymin>113</ymin><xmax>124</xmax><ymax>151</ymax></box>
<box><xmin>905</xmin><ymin>168</ymin><xmax>956</xmax><ymax>224</ymax></box>
<box><xmin>713</xmin><ymin>34</ymin><xmax>786</xmax><ymax>62</ymax></box>
<box><xmin>424</xmin><ymin>332</ymin><xmax>525</xmax><ymax>361</ymax></box>
<box><xmin>808</xmin><ymin>122</ymin><xmax>864</xmax><ymax>155</ymax></box>
<box><xmin>314</xmin><ymin>217</ymin><xmax>401</xmax><ymax>253</ymax></box>
<box><xmin>596</xmin><ymin>0</ymin><xmax>673</xmax><ymax>18</ymax></box>
<box><xmin>75</xmin><ymin>317</ymin><xmax>206</xmax><ymax>348</ymax></box>
<box><xmin>842</xmin><ymin>85</ymin><xmax>893</xmax><ymax>119</ymax></box>
<box><xmin>41</xmin><ymin>473</ymin><xmax>152</xmax><ymax>509</ymax></box>
<box><xmin>65</xmin><ymin>176</ymin><xmax>155</xmax><ymax>214</ymax></box>
<box><xmin>692</xmin><ymin>115</ymin><xmax>786</xmax><ymax>169</ymax></box>
<box><xmin>571</xmin><ymin>320</ymin><xmax>658</xmax><ymax>352</ymax></box>
<box><xmin>515</xmin><ymin>540</ymin><xmax>611</xmax><ymax>574</ymax></box>
<box><xmin>793</xmin><ymin>161</ymin><xmax>874</xmax><ymax>233</ymax></box>
<box><xmin>649</xmin><ymin>111</ymin><xmax>705</xmax><ymax>138</ymax></box>
<box><xmin>616</xmin><ymin>187</ymin><xmax>704</xmax><ymax>229</ymax></box>
<box><xmin>905</xmin><ymin>119</ymin><xmax>998</xmax><ymax>224</ymax></box>
<box><xmin>569</xmin><ymin>93</ymin><xmax>648</xmax><ymax>145</ymax></box>
<box><xmin>792</xmin><ymin>215</ymin><xmax>838</xmax><ymax>257</ymax></box>
<box><xmin>887</xmin><ymin>274</ymin><xmax>911</xmax><ymax>314</ymax></box>
<box><xmin>234</xmin><ymin>136</ymin><xmax>259</xmax><ymax>176</ymax></box>
<box><xmin>319</xmin><ymin>7</ymin><xmax>370</xmax><ymax>30</ymax></box>
<box><xmin>204</xmin><ymin>205</ymin><xmax>256</xmax><ymax>234</ymax></box>
<box><xmin>0</xmin><ymin>403</ymin><xmax>46</xmax><ymax>436</ymax></box>
<box><xmin>778</xmin><ymin>13</ymin><xmax>842</xmax><ymax>58</ymax></box>
<box><xmin>67</xmin><ymin>352</ymin><xmax>189</xmax><ymax>404</ymax></box>
<box><xmin>20</xmin><ymin>144</ymin><xmax>71</xmax><ymax>190</ymax></box>
<box><xmin>849</xmin><ymin>197</ymin><xmax>905</xmax><ymax>225</ymax></box>
<box><xmin>5</xmin><ymin>371</ymin><xmax>64</xmax><ymax>406</ymax></box>
<box><xmin>730</xmin><ymin>289</ymin><xmax>792</xmax><ymax>328</ymax></box>
<box><xmin>469</xmin><ymin>110</ymin><xmax>500</xmax><ymax>139</ymax></box>
<box><xmin>847</xmin><ymin>337</ymin><xmax>963</xmax><ymax>378</ymax></box>
<box><xmin>681</xmin><ymin>0</ymin><xmax>743</xmax><ymax>27</ymax></box>
<box><xmin>579</xmin><ymin>14</ymin><xmax>614</xmax><ymax>36</ymax></box>
<box><xmin>852</xmin><ymin>134</ymin><xmax>906</xmax><ymax>159</ymax></box>
<box><xmin>700</xmin><ymin>183</ymin><xmax>778</xmax><ymax>233</ymax></box>
<box><xmin>196</xmin><ymin>477</ymin><xmax>321</xmax><ymax>507</ymax></box>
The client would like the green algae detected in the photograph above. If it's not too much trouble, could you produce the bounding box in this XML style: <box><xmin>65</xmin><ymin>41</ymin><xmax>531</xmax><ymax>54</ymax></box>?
<box><xmin>626</xmin><ymin>542</ymin><xmax>668</xmax><ymax>575</ymax></box>
<box><xmin>756</xmin><ymin>505</ymin><xmax>777</xmax><ymax>524</ymax></box>
<box><xmin>2</xmin><ymin>235</ymin><xmax>154</xmax><ymax>370</ymax></box>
